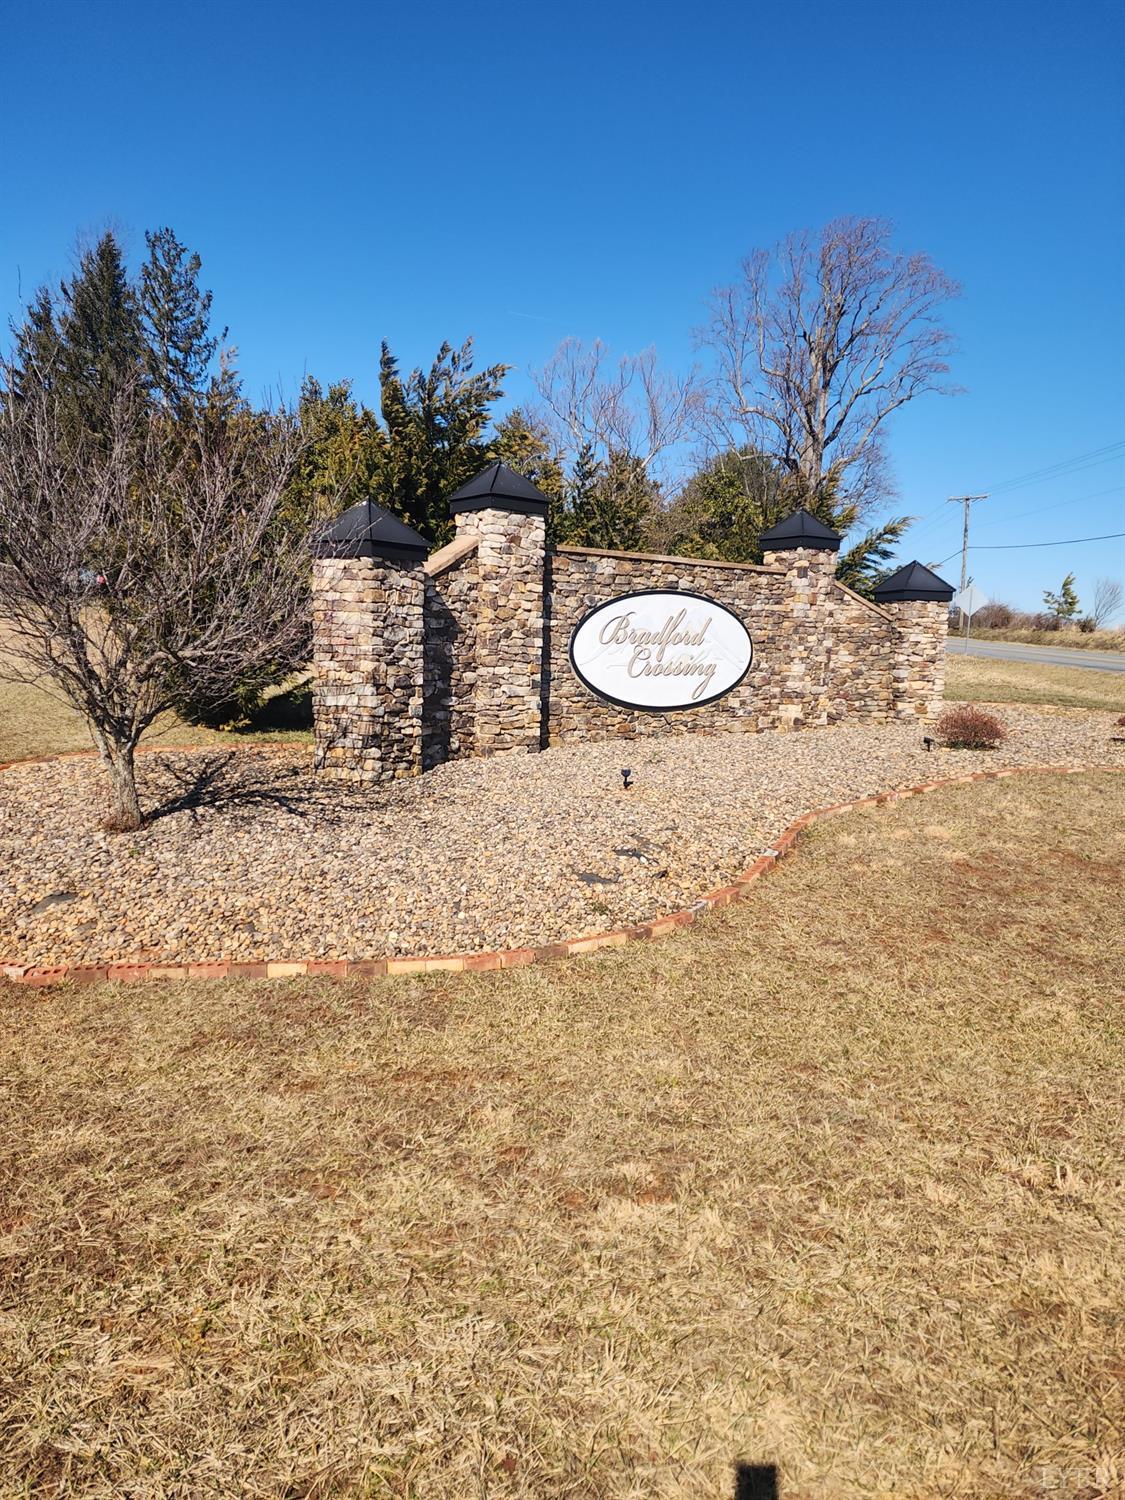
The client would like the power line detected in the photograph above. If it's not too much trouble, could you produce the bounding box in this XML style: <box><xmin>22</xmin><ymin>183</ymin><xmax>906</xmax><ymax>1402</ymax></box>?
<box><xmin>973</xmin><ymin>483</ymin><xmax>1125</xmax><ymax>530</ymax></box>
<box><xmin>909</xmin><ymin>442</ymin><xmax>1125</xmax><ymax>547</ymax></box>
<box><xmin>930</xmin><ymin>528</ymin><xmax>1125</xmax><ymax>567</ymax></box>
<box><xmin>969</xmin><ymin>530</ymin><xmax>1125</xmax><ymax>550</ymax></box>
<box><xmin>984</xmin><ymin>440</ymin><xmax>1125</xmax><ymax>495</ymax></box>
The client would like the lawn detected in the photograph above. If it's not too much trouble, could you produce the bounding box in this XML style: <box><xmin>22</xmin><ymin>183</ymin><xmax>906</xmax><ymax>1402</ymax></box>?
<box><xmin>2</xmin><ymin>769</ymin><xmax>1122</xmax><ymax>1498</ymax></box>
<box><xmin>944</xmin><ymin>652</ymin><xmax>1125</xmax><ymax>714</ymax></box>
<box><xmin>0</xmin><ymin>626</ymin><xmax>312</xmax><ymax>765</ymax></box>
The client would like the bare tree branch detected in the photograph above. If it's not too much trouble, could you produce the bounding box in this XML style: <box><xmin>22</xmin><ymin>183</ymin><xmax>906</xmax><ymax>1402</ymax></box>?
<box><xmin>696</xmin><ymin>216</ymin><xmax>960</xmax><ymax>516</ymax></box>
<box><xmin>0</xmin><ymin>365</ymin><xmax>310</xmax><ymax>829</ymax></box>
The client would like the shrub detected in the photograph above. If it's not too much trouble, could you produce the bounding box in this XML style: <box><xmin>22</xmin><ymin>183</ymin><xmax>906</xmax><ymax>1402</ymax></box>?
<box><xmin>974</xmin><ymin>601</ymin><xmax>1014</xmax><ymax>629</ymax></box>
<box><xmin>1078</xmin><ymin>615</ymin><xmax>1097</xmax><ymax>633</ymax></box>
<box><xmin>935</xmin><ymin>705</ymin><xmax>1008</xmax><ymax>751</ymax></box>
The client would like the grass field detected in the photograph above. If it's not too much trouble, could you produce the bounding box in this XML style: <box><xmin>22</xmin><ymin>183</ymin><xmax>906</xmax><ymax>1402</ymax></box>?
<box><xmin>2</xmin><ymin>769</ymin><xmax>1123</xmax><ymax>1498</ymax></box>
<box><xmin>944</xmin><ymin>653</ymin><xmax>1125</xmax><ymax>714</ymax></box>
<box><xmin>967</xmin><ymin>626</ymin><xmax>1125</xmax><ymax>652</ymax></box>
<box><xmin>0</xmin><ymin>657</ymin><xmax>312</xmax><ymax>765</ymax></box>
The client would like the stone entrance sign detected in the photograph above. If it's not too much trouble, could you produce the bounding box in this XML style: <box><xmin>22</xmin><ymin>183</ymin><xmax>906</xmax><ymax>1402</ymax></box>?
<box><xmin>569</xmin><ymin>590</ymin><xmax>753</xmax><ymax>711</ymax></box>
<box><xmin>311</xmin><ymin>462</ymin><xmax>955</xmax><ymax>784</ymax></box>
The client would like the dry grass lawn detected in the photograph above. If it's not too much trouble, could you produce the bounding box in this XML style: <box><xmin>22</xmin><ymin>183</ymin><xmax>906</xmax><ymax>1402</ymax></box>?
<box><xmin>0</xmin><ymin>634</ymin><xmax>311</xmax><ymax>764</ymax></box>
<box><xmin>944</xmin><ymin>653</ymin><xmax>1125</xmax><ymax>714</ymax></box>
<box><xmin>970</xmin><ymin>627</ymin><xmax>1125</xmax><ymax>652</ymax></box>
<box><xmin>2</xmin><ymin>771</ymin><xmax>1123</xmax><ymax>1498</ymax></box>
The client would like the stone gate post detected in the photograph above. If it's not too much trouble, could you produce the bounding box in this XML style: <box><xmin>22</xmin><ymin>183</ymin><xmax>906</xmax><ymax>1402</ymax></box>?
<box><xmin>874</xmin><ymin>562</ymin><xmax>955</xmax><ymax>722</ymax></box>
<box><xmin>448</xmin><ymin>462</ymin><xmax>550</xmax><ymax>755</ymax></box>
<box><xmin>760</xmin><ymin>508</ymin><xmax>842</xmax><ymax>730</ymax></box>
<box><xmin>311</xmin><ymin>499</ymin><xmax>429</xmax><ymax>783</ymax></box>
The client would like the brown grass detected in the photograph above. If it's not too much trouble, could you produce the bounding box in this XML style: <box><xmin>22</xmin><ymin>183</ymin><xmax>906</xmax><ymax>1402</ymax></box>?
<box><xmin>945</xmin><ymin>653</ymin><xmax>1125</xmax><ymax>714</ymax></box>
<box><xmin>970</xmin><ymin>626</ymin><xmax>1125</xmax><ymax>652</ymax></box>
<box><xmin>2</xmin><ymin>771</ymin><xmax>1123</xmax><ymax>1498</ymax></box>
<box><xmin>0</xmin><ymin>625</ymin><xmax>310</xmax><ymax>764</ymax></box>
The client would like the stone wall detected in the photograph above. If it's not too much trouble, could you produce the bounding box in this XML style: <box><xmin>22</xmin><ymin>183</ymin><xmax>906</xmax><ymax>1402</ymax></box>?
<box><xmin>546</xmin><ymin>547</ymin><xmax>792</xmax><ymax>742</ymax></box>
<box><xmin>312</xmin><ymin>518</ymin><xmax>949</xmax><ymax>785</ymax></box>
<box><xmin>422</xmin><ymin>535</ymin><xmax>479</xmax><ymax>771</ymax></box>
<box><xmin>827</xmin><ymin>584</ymin><xmax>897</xmax><ymax>724</ymax></box>
<box><xmin>312</xmin><ymin>556</ymin><xmax>425</xmax><ymax>783</ymax></box>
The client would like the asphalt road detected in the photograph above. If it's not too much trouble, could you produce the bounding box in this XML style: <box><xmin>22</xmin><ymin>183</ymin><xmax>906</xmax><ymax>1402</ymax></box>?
<box><xmin>947</xmin><ymin>637</ymin><xmax>1125</xmax><ymax>673</ymax></box>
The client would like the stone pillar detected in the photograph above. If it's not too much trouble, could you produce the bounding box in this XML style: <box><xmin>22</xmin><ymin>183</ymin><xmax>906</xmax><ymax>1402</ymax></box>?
<box><xmin>311</xmin><ymin>498</ymin><xmax>429</xmax><ymax>784</ymax></box>
<box><xmin>883</xmin><ymin>600</ymin><xmax>950</xmax><ymax>722</ymax></box>
<box><xmin>448</xmin><ymin>462</ymin><xmax>550</xmax><ymax>756</ymax></box>
<box><xmin>760</xmin><ymin>508</ymin><xmax>843</xmax><ymax>730</ymax></box>
<box><xmin>874</xmin><ymin>562</ymin><xmax>955</xmax><ymax>723</ymax></box>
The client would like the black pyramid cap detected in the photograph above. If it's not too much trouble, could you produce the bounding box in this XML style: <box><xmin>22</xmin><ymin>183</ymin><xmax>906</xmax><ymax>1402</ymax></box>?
<box><xmin>874</xmin><ymin>560</ymin><xmax>955</xmax><ymax>602</ymax></box>
<box><xmin>759</xmin><ymin>507</ymin><xmax>842</xmax><ymax>553</ymax></box>
<box><xmin>448</xmin><ymin>461</ymin><xmax>550</xmax><ymax>517</ymax></box>
<box><xmin>312</xmin><ymin>498</ymin><xmax>428</xmax><ymax>562</ymax></box>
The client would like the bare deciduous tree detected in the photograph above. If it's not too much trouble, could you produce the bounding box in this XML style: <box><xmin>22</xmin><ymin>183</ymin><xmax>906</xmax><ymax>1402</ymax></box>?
<box><xmin>698</xmin><ymin>215</ymin><xmax>959</xmax><ymax>515</ymax></box>
<box><xmin>1089</xmin><ymin>576</ymin><xmax>1123</xmax><ymax>629</ymax></box>
<box><xmin>531</xmin><ymin>338</ymin><xmax>699</xmax><ymax>485</ymax></box>
<box><xmin>0</xmin><ymin>372</ymin><xmax>310</xmax><ymax>829</ymax></box>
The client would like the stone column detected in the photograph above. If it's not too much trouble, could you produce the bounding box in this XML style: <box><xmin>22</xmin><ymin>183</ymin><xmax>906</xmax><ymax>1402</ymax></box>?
<box><xmin>882</xmin><ymin>600</ymin><xmax>950</xmax><ymax>722</ymax></box>
<box><xmin>448</xmin><ymin>462</ymin><xmax>551</xmax><ymax>756</ymax></box>
<box><xmin>874</xmin><ymin>562</ymin><xmax>955</xmax><ymax>723</ymax></box>
<box><xmin>760</xmin><ymin>509</ymin><xmax>843</xmax><ymax>731</ymax></box>
<box><xmin>311</xmin><ymin>498</ymin><xmax>429</xmax><ymax>784</ymax></box>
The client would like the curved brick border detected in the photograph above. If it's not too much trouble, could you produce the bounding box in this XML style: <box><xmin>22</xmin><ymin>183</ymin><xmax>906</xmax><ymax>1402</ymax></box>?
<box><xmin>0</xmin><ymin>757</ymin><xmax>1119</xmax><ymax>987</ymax></box>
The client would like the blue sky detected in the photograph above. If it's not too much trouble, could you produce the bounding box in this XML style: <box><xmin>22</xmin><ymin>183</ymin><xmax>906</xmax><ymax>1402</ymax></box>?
<box><xmin>3</xmin><ymin>0</ymin><xmax>1122</xmax><ymax>612</ymax></box>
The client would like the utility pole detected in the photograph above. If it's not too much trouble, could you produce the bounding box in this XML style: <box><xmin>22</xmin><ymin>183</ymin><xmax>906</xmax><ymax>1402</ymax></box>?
<box><xmin>948</xmin><ymin>494</ymin><xmax>988</xmax><ymax>635</ymax></box>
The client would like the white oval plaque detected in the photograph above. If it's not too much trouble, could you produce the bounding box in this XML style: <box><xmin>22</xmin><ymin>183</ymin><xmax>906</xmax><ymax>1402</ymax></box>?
<box><xmin>568</xmin><ymin>589</ymin><xmax>753</xmax><ymax>712</ymax></box>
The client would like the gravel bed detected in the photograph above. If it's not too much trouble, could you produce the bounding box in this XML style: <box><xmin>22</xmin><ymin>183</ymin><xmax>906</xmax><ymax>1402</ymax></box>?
<box><xmin>2</xmin><ymin>706</ymin><xmax>1122</xmax><ymax>967</ymax></box>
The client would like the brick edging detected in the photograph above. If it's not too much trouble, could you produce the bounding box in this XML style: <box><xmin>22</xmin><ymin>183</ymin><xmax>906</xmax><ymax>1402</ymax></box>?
<box><xmin>0</xmin><ymin>762</ymin><xmax>1118</xmax><ymax>987</ymax></box>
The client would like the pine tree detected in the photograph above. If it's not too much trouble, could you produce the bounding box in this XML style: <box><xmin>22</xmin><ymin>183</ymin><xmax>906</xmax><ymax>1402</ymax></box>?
<box><xmin>378</xmin><ymin>339</ymin><xmax>508</xmax><ymax>542</ymax></box>
<box><xmin>139</xmin><ymin>227</ymin><xmax>223</xmax><ymax>409</ymax></box>
<box><xmin>8</xmin><ymin>286</ymin><xmax>61</xmax><ymax>399</ymax></box>
<box><xmin>1043</xmin><ymin>572</ymin><xmax>1080</xmax><ymax>621</ymax></box>
<box><xmin>283</xmin><ymin>376</ymin><xmax>385</xmax><ymax>531</ymax></box>
<box><xmin>492</xmin><ymin>408</ymin><xmax>566</xmax><ymax>537</ymax></box>
<box><xmin>652</xmin><ymin>446</ymin><xmax>912</xmax><ymax>597</ymax></box>
<box><xmin>56</xmin><ymin>232</ymin><xmax>144</xmax><ymax>436</ymax></box>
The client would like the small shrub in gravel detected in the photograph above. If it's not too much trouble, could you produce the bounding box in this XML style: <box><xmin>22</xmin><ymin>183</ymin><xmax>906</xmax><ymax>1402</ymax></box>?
<box><xmin>935</xmin><ymin>705</ymin><xmax>1008</xmax><ymax>751</ymax></box>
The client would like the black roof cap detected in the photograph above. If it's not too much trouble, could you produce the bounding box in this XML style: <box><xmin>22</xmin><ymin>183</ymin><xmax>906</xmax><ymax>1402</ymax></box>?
<box><xmin>449</xmin><ymin>461</ymin><xmax>551</xmax><ymax>516</ymax></box>
<box><xmin>313</xmin><ymin>498</ymin><xmax>428</xmax><ymax>562</ymax></box>
<box><xmin>759</xmin><ymin>507</ymin><xmax>842</xmax><ymax>553</ymax></box>
<box><xmin>874</xmin><ymin>560</ymin><xmax>955</xmax><ymax>602</ymax></box>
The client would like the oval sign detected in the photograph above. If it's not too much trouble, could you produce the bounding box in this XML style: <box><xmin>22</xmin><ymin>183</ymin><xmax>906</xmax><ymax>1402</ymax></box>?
<box><xmin>568</xmin><ymin>589</ymin><xmax>753</xmax><ymax>712</ymax></box>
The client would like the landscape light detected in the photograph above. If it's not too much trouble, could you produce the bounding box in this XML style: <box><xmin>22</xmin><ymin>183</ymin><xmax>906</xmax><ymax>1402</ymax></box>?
<box><xmin>923</xmin><ymin>736</ymin><xmax>935</xmax><ymax>752</ymax></box>
<box><xmin>621</xmin><ymin>768</ymin><xmax>633</xmax><ymax>790</ymax></box>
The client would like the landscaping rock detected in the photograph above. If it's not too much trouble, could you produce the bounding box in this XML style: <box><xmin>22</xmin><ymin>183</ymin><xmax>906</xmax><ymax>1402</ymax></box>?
<box><xmin>1</xmin><ymin>704</ymin><xmax>1121</xmax><ymax>968</ymax></box>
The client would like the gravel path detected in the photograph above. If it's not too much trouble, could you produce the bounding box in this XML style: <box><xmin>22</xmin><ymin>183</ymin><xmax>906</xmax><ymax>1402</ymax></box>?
<box><xmin>2</xmin><ymin>706</ymin><xmax>1123</xmax><ymax>967</ymax></box>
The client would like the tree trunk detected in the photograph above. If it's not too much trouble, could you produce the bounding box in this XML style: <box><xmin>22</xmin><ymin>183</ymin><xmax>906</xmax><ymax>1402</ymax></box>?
<box><xmin>101</xmin><ymin>740</ymin><xmax>143</xmax><ymax>831</ymax></box>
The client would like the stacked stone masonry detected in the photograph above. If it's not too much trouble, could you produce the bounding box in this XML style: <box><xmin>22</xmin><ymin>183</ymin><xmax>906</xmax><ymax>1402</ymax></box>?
<box><xmin>314</xmin><ymin>514</ymin><xmax>948</xmax><ymax>783</ymax></box>
<box><xmin>312</xmin><ymin>557</ymin><xmax>425</xmax><ymax>784</ymax></box>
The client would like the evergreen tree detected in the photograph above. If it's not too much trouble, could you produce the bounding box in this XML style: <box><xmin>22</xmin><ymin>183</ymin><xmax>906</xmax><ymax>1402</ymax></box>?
<box><xmin>379</xmin><ymin>339</ymin><xmax>508</xmax><ymax>543</ymax></box>
<box><xmin>56</xmin><ymin>232</ymin><xmax>144</xmax><ymax>437</ymax></box>
<box><xmin>492</xmin><ymin>408</ymin><xmax>567</xmax><ymax>537</ymax></box>
<box><xmin>283</xmin><ymin>376</ymin><xmax>385</xmax><ymax>531</ymax></box>
<box><xmin>543</xmin><ymin>443</ymin><xmax>660</xmax><ymax>552</ymax></box>
<box><xmin>8</xmin><ymin>286</ymin><xmax>61</xmax><ymax>399</ymax></box>
<box><xmin>653</xmin><ymin>446</ymin><xmax>912</xmax><ymax>598</ymax></box>
<box><xmin>1043</xmin><ymin>572</ymin><xmax>1080</xmax><ymax>621</ymax></box>
<box><xmin>834</xmin><ymin>517</ymin><xmax>912</xmax><ymax>595</ymax></box>
<box><xmin>139</xmin><ymin>227</ymin><xmax>222</xmax><ymax>409</ymax></box>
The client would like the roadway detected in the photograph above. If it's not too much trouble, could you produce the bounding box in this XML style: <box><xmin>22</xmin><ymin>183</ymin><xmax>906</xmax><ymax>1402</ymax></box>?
<box><xmin>947</xmin><ymin>637</ymin><xmax>1125</xmax><ymax>673</ymax></box>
